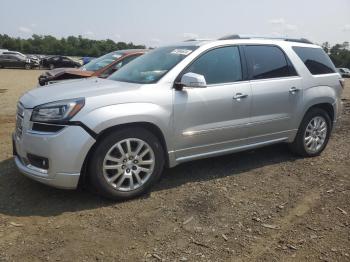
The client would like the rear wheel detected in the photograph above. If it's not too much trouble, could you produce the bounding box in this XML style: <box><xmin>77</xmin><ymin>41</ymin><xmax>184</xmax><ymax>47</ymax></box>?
<box><xmin>88</xmin><ymin>127</ymin><xmax>165</xmax><ymax>200</ymax></box>
<box><xmin>289</xmin><ymin>108</ymin><xmax>331</xmax><ymax>157</ymax></box>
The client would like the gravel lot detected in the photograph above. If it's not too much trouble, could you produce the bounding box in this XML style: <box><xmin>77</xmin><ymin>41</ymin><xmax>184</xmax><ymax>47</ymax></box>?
<box><xmin>0</xmin><ymin>69</ymin><xmax>349</xmax><ymax>261</ymax></box>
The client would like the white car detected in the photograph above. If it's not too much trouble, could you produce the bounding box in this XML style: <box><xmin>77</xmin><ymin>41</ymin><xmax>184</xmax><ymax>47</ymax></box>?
<box><xmin>337</xmin><ymin>68</ymin><xmax>350</xmax><ymax>78</ymax></box>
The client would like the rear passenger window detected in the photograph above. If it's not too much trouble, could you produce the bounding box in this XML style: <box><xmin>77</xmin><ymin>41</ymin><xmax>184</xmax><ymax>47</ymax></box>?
<box><xmin>245</xmin><ymin>45</ymin><xmax>295</xmax><ymax>80</ymax></box>
<box><xmin>184</xmin><ymin>46</ymin><xmax>242</xmax><ymax>85</ymax></box>
<box><xmin>292</xmin><ymin>46</ymin><xmax>336</xmax><ymax>75</ymax></box>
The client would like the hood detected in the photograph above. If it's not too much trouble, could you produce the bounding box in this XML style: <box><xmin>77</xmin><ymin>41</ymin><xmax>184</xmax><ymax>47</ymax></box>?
<box><xmin>20</xmin><ymin>78</ymin><xmax>142</xmax><ymax>108</ymax></box>
<box><xmin>43</xmin><ymin>68</ymin><xmax>94</xmax><ymax>77</ymax></box>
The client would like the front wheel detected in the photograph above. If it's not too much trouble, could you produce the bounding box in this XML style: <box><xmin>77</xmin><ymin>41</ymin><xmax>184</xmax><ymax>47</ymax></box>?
<box><xmin>289</xmin><ymin>108</ymin><xmax>331</xmax><ymax>157</ymax></box>
<box><xmin>88</xmin><ymin>127</ymin><xmax>165</xmax><ymax>200</ymax></box>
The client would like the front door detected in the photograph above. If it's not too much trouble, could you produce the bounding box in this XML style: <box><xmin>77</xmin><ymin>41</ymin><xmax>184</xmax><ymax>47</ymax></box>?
<box><xmin>173</xmin><ymin>46</ymin><xmax>252</xmax><ymax>161</ymax></box>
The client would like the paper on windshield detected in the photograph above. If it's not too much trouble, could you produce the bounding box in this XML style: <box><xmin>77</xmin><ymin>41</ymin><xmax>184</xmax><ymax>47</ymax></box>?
<box><xmin>170</xmin><ymin>49</ymin><xmax>193</xmax><ymax>56</ymax></box>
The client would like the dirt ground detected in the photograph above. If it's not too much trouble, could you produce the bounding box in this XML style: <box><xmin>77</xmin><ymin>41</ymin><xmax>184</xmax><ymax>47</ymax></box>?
<box><xmin>0</xmin><ymin>69</ymin><xmax>349</xmax><ymax>262</ymax></box>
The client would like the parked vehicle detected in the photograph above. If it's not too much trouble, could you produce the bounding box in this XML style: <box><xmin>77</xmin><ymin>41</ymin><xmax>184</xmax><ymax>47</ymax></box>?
<box><xmin>2</xmin><ymin>51</ymin><xmax>40</xmax><ymax>67</ymax></box>
<box><xmin>13</xmin><ymin>36</ymin><xmax>343</xmax><ymax>200</ymax></box>
<box><xmin>81</xmin><ymin>56</ymin><xmax>95</xmax><ymax>65</ymax></box>
<box><xmin>41</xmin><ymin>55</ymin><xmax>81</xmax><ymax>70</ymax></box>
<box><xmin>337</xmin><ymin>68</ymin><xmax>350</xmax><ymax>78</ymax></box>
<box><xmin>27</xmin><ymin>55</ymin><xmax>41</xmax><ymax>66</ymax></box>
<box><xmin>0</xmin><ymin>54</ymin><xmax>36</xmax><ymax>69</ymax></box>
<box><xmin>0</xmin><ymin>49</ymin><xmax>8</xmax><ymax>54</ymax></box>
<box><xmin>38</xmin><ymin>50</ymin><xmax>146</xmax><ymax>86</ymax></box>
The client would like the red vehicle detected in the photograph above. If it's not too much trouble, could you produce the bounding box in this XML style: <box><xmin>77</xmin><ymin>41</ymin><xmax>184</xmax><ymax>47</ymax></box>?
<box><xmin>38</xmin><ymin>49</ymin><xmax>147</xmax><ymax>86</ymax></box>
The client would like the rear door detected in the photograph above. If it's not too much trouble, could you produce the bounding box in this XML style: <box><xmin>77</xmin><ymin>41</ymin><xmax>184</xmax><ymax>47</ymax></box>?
<box><xmin>173</xmin><ymin>45</ymin><xmax>252</xmax><ymax>160</ymax></box>
<box><xmin>8</xmin><ymin>55</ymin><xmax>21</xmax><ymax>68</ymax></box>
<box><xmin>244</xmin><ymin>45</ymin><xmax>302</xmax><ymax>139</ymax></box>
<box><xmin>0</xmin><ymin>55</ymin><xmax>10</xmax><ymax>67</ymax></box>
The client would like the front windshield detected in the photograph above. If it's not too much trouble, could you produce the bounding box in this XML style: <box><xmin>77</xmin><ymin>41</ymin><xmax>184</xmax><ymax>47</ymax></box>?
<box><xmin>108</xmin><ymin>46</ymin><xmax>198</xmax><ymax>84</ymax></box>
<box><xmin>82</xmin><ymin>52</ymin><xmax>122</xmax><ymax>71</ymax></box>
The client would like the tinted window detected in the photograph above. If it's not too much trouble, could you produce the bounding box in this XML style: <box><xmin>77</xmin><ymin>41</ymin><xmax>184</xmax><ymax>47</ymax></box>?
<box><xmin>293</xmin><ymin>46</ymin><xmax>336</xmax><ymax>75</ymax></box>
<box><xmin>245</xmin><ymin>45</ymin><xmax>294</xmax><ymax>79</ymax></box>
<box><xmin>8</xmin><ymin>55</ymin><xmax>18</xmax><ymax>60</ymax></box>
<box><xmin>184</xmin><ymin>46</ymin><xmax>242</xmax><ymax>85</ymax></box>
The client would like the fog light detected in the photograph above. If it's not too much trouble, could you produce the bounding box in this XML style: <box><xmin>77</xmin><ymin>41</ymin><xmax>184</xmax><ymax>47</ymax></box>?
<box><xmin>27</xmin><ymin>153</ymin><xmax>49</xmax><ymax>169</ymax></box>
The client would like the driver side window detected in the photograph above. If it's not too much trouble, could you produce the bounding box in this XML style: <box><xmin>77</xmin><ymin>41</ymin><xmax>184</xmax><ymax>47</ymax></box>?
<box><xmin>184</xmin><ymin>46</ymin><xmax>243</xmax><ymax>85</ymax></box>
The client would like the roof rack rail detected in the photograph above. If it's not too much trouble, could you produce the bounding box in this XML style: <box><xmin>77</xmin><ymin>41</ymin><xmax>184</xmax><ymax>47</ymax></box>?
<box><xmin>218</xmin><ymin>34</ymin><xmax>246</xmax><ymax>40</ymax></box>
<box><xmin>218</xmin><ymin>34</ymin><xmax>313</xmax><ymax>44</ymax></box>
<box><xmin>184</xmin><ymin>38</ymin><xmax>213</xmax><ymax>42</ymax></box>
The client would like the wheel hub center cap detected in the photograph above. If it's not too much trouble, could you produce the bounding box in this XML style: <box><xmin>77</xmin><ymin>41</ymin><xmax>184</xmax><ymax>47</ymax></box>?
<box><xmin>126</xmin><ymin>161</ymin><xmax>134</xmax><ymax>169</ymax></box>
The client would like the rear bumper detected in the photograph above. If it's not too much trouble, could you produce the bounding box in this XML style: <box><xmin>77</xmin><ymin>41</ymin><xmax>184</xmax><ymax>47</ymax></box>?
<box><xmin>332</xmin><ymin>99</ymin><xmax>343</xmax><ymax>129</ymax></box>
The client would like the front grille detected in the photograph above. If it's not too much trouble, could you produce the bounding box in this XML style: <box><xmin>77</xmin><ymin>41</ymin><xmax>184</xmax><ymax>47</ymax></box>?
<box><xmin>15</xmin><ymin>103</ymin><xmax>24</xmax><ymax>138</ymax></box>
<box><xmin>17</xmin><ymin>103</ymin><xmax>24</xmax><ymax>117</ymax></box>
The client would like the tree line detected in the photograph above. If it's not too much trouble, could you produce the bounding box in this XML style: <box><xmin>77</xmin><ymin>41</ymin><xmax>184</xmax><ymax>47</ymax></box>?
<box><xmin>322</xmin><ymin>41</ymin><xmax>350</xmax><ymax>68</ymax></box>
<box><xmin>0</xmin><ymin>34</ymin><xmax>349</xmax><ymax>68</ymax></box>
<box><xmin>0</xmin><ymin>34</ymin><xmax>146</xmax><ymax>57</ymax></box>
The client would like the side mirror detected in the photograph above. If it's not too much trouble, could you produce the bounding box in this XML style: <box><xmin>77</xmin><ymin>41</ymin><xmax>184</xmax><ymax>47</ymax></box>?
<box><xmin>179</xmin><ymin>72</ymin><xmax>207</xmax><ymax>88</ymax></box>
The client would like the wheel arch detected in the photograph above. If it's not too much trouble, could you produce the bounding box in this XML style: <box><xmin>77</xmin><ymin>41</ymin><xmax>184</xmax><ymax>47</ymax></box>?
<box><xmin>302</xmin><ymin>102</ymin><xmax>335</xmax><ymax>124</ymax></box>
<box><xmin>79</xmin><ymin>121</ymin><xmax>170</xmax><ymax>187</ymax></box>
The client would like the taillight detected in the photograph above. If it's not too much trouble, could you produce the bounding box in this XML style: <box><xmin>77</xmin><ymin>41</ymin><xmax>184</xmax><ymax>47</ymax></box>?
<box><xmin>339</xmin><ymin>79</ymin><xmax>345</xmax><ymax>89</ymax></box>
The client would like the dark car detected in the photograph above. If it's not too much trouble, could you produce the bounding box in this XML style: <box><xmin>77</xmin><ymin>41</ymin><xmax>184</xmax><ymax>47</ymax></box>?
<box><xmin>0</xmin><ymin>54</ymin><xmax>36</xmax><ymax>69</ymax></box>
<box><xmin>38</xmin><ymin>49</ymin><xmax>147</xmax><ymax>86</ymax></box>
<box><xmin>41</xmin><ymin>56</ymin><xmax>81</xmax><ymax>70</ymax></box>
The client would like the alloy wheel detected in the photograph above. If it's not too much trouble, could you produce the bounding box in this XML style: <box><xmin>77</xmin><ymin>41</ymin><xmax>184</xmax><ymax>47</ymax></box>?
<box><xmin>304</xmin><ymin>116</ymin><xmax>328</xmax><ymax>153</ymax></box>
<box><xmin>102</xmin><ymin>138</ymin><xmax>155</xmax><ymax>191</ymax></box>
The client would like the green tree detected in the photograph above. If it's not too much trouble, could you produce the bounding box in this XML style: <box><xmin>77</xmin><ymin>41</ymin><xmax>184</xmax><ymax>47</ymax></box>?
<box><xmin>0</xmin><ymin>34</ymin><xmax>146</xmax><ymax>57</ymax></box>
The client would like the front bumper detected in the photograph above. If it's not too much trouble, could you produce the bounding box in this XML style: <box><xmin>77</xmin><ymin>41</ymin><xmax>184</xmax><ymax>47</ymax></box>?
<box><xmin>13</xmin><ymin>115</ymin><xmax>95</xmax><ymax>189</ymax></box>
<box><xmin>14</xmin><ymin>155</ymin><xmax>80</xmax><ymax>189</ymax></box>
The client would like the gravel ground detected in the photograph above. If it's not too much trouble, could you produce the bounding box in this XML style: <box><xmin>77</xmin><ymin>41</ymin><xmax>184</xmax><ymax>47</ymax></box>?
<box><xmin>0</xmin><ymin>69</ymin><xmax>349</xmax><ymax>261</ymax></box>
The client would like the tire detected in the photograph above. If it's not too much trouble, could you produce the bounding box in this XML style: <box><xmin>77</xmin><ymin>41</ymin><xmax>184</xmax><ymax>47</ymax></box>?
<box><xmin>88</xmin><ymin>127</ymin><xmax>165</xmax><ymax>200</ymax></box>
<box><xmin>49</xmin><ymin>64</ymin><xmax>55</xmax><ymax>70</ymax></box>
<box><xmin>289</xmin><ymin>108</ymin><xmax>331</xmax><ymax>157</ymax></box>
<box><xmin>25</xmin><ymin>64</ymin><xmax>31</xmax><ymax>70</ymax></box>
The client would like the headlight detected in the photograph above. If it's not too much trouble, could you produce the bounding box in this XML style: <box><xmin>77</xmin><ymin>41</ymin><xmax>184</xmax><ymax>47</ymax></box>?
<box><xmin>31</xmin><ymin>98</ymin><xmax>85</xmax><ymax>123</ymax></box>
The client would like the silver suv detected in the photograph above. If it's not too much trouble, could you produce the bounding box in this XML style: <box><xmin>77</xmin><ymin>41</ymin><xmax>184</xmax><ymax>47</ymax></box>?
<box><xmin>13</xmin><ymin>36</ymin><xmax>343</xmax><ymax>200</ymax></box>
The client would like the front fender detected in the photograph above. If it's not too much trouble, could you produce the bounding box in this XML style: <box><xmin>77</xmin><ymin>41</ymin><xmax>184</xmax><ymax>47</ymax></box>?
<box><xmin>79</xmin><ymin>102</ymin><xmax>173</xmax><ymax>147</ymax></box>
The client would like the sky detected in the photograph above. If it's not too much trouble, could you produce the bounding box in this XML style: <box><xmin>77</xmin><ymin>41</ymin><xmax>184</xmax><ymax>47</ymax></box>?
<box><xmin>0</xmin><ymin>0</ymin><xmax>349</xmax><ymax>47</ymax></box>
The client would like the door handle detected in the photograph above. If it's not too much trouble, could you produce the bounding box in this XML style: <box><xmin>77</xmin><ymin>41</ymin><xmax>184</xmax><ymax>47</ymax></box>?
<box><xmin>233</xmin><ymin>93</ymin><xmax>248</xmax><ymax>100</ymax></box>
<box><xmin>289</xmin><ymin>87</ymin><xmax>300</xmax><ymax>94</ymax></box>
